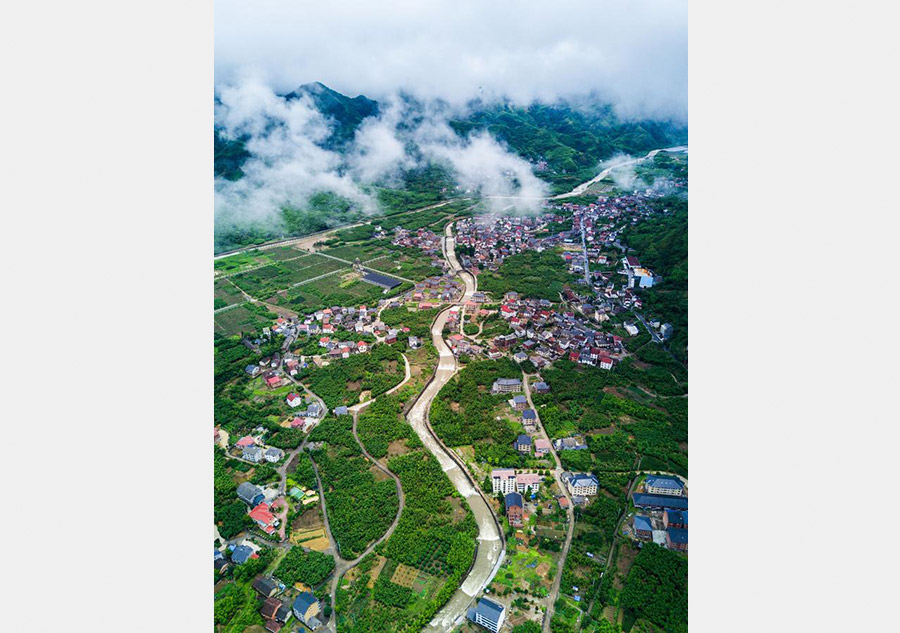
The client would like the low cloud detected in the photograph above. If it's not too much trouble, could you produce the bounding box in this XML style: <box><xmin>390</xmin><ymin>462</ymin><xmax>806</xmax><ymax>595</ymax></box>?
<box><xmin>215</xmin><ymin>82</ymin><xmax>551</xmax><ymax>240</ymax></box>
<box><xmin>215</xmin><ymin>78</ymin><xmax>377</xmax><ymax>240</ymax></box>
<box><xmin>215</xmin><ymin>0</ymin><xmax>687</xmax><ymax>121</ymax></box>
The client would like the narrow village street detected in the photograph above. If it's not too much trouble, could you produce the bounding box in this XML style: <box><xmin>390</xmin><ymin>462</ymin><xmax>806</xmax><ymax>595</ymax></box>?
<box><xmin>522</xmin><ymin>375</ymin><xmax>576</xmax><ymax>633</ymax></box>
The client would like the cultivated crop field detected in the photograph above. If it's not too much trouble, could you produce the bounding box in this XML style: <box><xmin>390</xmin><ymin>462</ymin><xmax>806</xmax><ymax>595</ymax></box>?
<box><xmin>285</xmin><ymin>274</ymin><xmax>411</xmax><ymax>315</ymax></box>
<box><xmin>264</xmin><ymin>245</ymin><xmax>312</xmax><ymax>261</ymax></box>
<box><xmin>321</xmin><ymin>241</ymin><xmax>395</xmax><ymax>263</ymax></box>
<box><xmin>214</xmin><ymin>278</ymin><xmax>245</xmax><ymax>309</ymax></box>
<box><xmin>226</xmin><ymin>254</ymin><xmax>348</xmax><ymax>299</ymax></box>
<box><xmin>213</xmin><ymin>249</ymin><xmax>271</xmax><ymax>276</ymax></box>
<box><xmin>367</xmin><ymin>248</ymin><xmax>441</xmax><ymax>280</ymax></box>
<box><xmin>213</xmin><ymin>303</ymin><xmax>275</xmax><ymax>337</ymax></box>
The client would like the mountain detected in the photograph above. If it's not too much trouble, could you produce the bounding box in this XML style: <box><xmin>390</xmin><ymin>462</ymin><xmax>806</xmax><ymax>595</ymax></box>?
<box><xmin>213</xmin><ymin>82</ymin><xmax>687</xmax><ymax>194</ymax></box>
<box><xmin>284</xmin><ymin>81</ymin><xmax>380</xmax><ymax>148</ymax></box>
<box><xmin>449</xmin><ymin>100</ymin><xmax>687</xmax><ymax>193</ymax></box>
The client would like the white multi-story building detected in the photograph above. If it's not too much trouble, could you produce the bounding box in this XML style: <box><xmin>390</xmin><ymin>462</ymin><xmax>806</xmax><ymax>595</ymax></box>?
<box><xmin>466</xmin><ymin>598</ymin><xmax>506</xmax><ymax>633</ymax></box>
<box><xmin>563</xmin><ymin>472</ymin><xmax>599</xmax><ymax>496</ymax></box>
<box><xmin>516</xmin><ymin>472</ymin><xmax>542</xmax><ymax>494</ymax></box>
<box><xmin>491</xmin><ymin>469</ymin><xmax>517</xmax><ymax>494</ymax></box>
<box><xmin>644</xmin><ymin>475</ymin><xmax>685</xmax><ymax>496</ymax></box>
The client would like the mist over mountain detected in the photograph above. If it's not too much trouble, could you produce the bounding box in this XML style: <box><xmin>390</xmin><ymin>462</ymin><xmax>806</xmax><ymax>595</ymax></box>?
<box><xmin>213</xmin><ymin>80</ymin><xmax>686</xmax><ymax>253</ymax></box>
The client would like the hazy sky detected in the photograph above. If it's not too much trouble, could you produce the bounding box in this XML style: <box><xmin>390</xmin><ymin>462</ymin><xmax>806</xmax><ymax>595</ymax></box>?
<box><xmin>215</xmin><ymin>0</ymin><xmax>687</xmax><ymax>121</ymax></box>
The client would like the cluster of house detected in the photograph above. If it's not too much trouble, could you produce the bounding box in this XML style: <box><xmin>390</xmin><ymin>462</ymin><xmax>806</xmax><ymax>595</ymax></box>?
<box><xmin>237</xmin><ymin>482</ymin><xmax>282</xmax><ymax>535</ymax></box>
<box><xmin>464</xmin><ymin>294</ymin><xmax>627</xmax><ymax>368</ymax></box>
<box><xmin>285</xmin><ymin>393</ymin><xmax>323</xmax><ymax>427</ymax></box>
<box><xmin>493</xmin><ymin>469</ymin><xmax>545</xmax><ymax>528</ymax></box>
<box><xmin>232</xmin><ymin>572</ymin><xmax>324</xmax><ymax>633</ymax></box>
<box><xmin>630</xmin><ymin>474</ymin><xmax>688</xmax><ymax>552</ymax></box>
<box><xmin>215</xmin><ymin>539</ymin><xmax>260</xmax><ymax>574</ymax></box>
<box><xmin>317</xmin><ymin>337</ymin><xmax>370</xmax><ymax>359</ymax></box>
<box><xmin>407</xmin><ymin>274</ymin><xmax>464</xmax><ymax>305</ymax></box>
<box><xmin>455</xmin><ymin>214</ymin><xmax>567</xmax><ymax>274</ymax></box>
<box><xmin>234</xmin><ymin>435</ymin><xmax>284</xmax><ymax>465</ymax></box>
<box><xmin>391</xmin><ymin>227</ymin><xmax>445</xmax><ymax>262</ymax></box>
<box><xmin>245</xmin><ymin>351</ymin><xmax>309</xmax><ymax>386</ymax></box>
<box><xmin>449</xmin><ymin>200</ymin><xmax>676</xmax><ymax>356</ymax></box>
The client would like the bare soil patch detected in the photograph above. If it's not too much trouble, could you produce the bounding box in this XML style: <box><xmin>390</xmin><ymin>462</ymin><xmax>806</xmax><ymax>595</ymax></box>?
<box><xmin>367</xmin><ymin>555</ymin><xmax>387</xmax><ymax>589</ymax></box>
<box><xmin>370</xmin><ymin>464</ymin><xmax>391</xmax><ymax>482</ymax></box>
<box><xmin>301</xmin><ymin>536</ymin><xmax>331</xmax><ymax>552</ymax></box>
<box><xmin>386</xmin><ymin>439</ymin><xmax>410</xmax><ymax>457</ymax></box>
<box><xmin>346</xmin><ymin>380</ymin><xmax>362</xmax><ymax>391</ymax></box>
<box><xmin>446</xmin><ymin>495</ymin><xmax>467</xmax><ymax>524</ymax></box>
<box><xmin>291</xmin><ymin>505</ymin><xmax>324</xmax><ymax>531</ymax></box>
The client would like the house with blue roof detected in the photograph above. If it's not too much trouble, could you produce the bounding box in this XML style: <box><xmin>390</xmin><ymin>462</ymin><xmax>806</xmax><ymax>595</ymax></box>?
<box><xmin>632</xmin><ymin>493</ymin><xmax>688</xmax><ymax>510</ymax></box>
<box><xmin>664</xmin><ymin>509</ymin><xmax>688</xmax><ymax>529</ymax></box>
<box><xmin>562</xmin><ymin>471</ymin><xmax>599</xmax><ymax>496</ymax></box>
<box><xmin>293</xmin><ymin>591</ymin><xmax>321</xmax><ymax>629</ymax></box>
<box><xmin>633</xmin><ymin>515</ymin><xmax>653</xmax><ymax>540</ymax></box>
<box><xmin>230</xmin><ymin>545</ymin><xmax>254</xmax><ymax>565</ymax></box>
<box><xmin>505</xmin><ymin>492</ymin><xmax>524</xmax><ymax>527</ymax></box>
<box><xmin>466</xmin><ymin>597</ymin><xmax>506</xmax><ymax>633</ymax></box>
<box><xmin>515</xmin><ymin>434</ymin><xmax>532</xmax><ymax>454</ymax></box>
<box><xmin>644</xmin><ymin>474</ymin><xmax>685</xmax><ymax>497</ymax></box>
<box><xmin>666</xmin><ymin>528</ymin><xmax>688</xmax><ymax>551</ymax></box>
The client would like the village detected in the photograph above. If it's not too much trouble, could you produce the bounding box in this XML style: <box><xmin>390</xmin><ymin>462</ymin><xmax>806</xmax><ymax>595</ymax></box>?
<box><xmin>213</xmin><ymin>173</ymin><xmax>688</xmax><ymax>633</ymax></box>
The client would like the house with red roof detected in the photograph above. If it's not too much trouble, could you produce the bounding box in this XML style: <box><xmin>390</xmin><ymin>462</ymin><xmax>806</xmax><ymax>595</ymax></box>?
<box><xmin>265</xmin><ymin>375</ymin><xmax>282</xmax><ymax>389</ymax></box>
<box><xmin>286</xmin><ymin>393</ymin><xmax>303</xmax><ymax>408</ymax></box>
<box><xmin>599</xmin><ymin>357</ymin><xmax>614</xmax><ymax>370</ymax></box>
<box><xmin>356</xmin><ymin>340</ymin><xmax>369</xmax><ymax>353</ymax></box>
<box><xmin>235</xmin><ymin>436</ymin><xmax>256</xmax><ymax>448</ymax></box>
<box><xmin>249</xmin><ymin>503</ymin><xmax>279</xmax><ymax>534</ymax></box>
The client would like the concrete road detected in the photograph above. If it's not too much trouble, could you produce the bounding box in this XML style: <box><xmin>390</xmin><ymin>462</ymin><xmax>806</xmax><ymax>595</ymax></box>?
<box><xmin>551</xmin><ymin>145</ymin><xmax>688</xmax><ymax>200</ymax></box>
<box><xmin>523</xmin><ymin>375</ymin><xmax>575</xmax><ymax>632</ymax></box>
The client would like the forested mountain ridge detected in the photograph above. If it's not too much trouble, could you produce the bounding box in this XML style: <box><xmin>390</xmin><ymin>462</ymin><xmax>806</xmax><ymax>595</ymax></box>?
<box><xmin>213</xmin><ymin>82</ymin><xmax>687</xmax><ymax>191</ymax></box>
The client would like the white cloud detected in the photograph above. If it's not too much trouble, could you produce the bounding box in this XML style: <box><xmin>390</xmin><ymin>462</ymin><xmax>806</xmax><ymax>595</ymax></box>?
<box><xmin>215</xmin><ymin>0</ymin><xmax>687</xmax><ymax>121</ymax></box>
<box><xmin>214</xmin><ymin>77</ymin><xmax>376</xmax><ymax>237</ymax></box>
